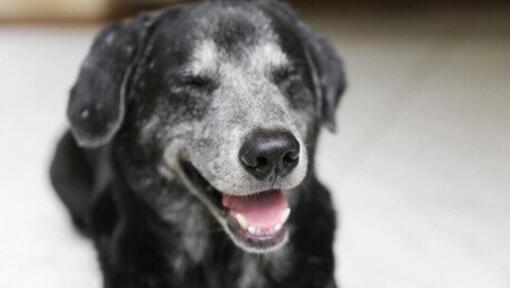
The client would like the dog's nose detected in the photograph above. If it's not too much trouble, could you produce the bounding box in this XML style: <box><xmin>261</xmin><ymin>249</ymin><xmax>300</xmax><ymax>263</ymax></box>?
<box><xmin>239</xmin><ymin>129</ymin><xmax>300</xmax><ymax>180</ymax></box>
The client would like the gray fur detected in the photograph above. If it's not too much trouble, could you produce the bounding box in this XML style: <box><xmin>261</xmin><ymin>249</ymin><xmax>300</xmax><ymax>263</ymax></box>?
<box><xmin>160</xmin><ymin>35</ymin><xmax>309</xmax><ymax>195</ymax></box>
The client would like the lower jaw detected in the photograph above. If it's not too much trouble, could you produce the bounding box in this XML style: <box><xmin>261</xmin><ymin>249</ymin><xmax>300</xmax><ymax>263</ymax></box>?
<box><xmin>226</xmin><ymin>226</ymin><xmax>288</xmax><ymax>254</ymax></box>
<box><xmin>225</xmin><ymin>215</ymin><xmax>289</xmax><ymax>253</ymax></box>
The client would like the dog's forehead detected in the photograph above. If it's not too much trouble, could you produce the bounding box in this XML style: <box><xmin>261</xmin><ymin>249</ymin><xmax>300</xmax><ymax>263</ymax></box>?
<box><xmin>186</xmin><ymin>4</ymin><xmax>289</xmax><ymax>75</ymax></box>
<box><xmin>189</xmin><ymin>40</ymin><xmax>288</xmax><ymax>76</ymax></box>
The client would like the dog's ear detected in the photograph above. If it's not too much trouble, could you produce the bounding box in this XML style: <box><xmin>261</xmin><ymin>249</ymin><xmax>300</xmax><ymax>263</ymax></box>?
<box><xmin>303</xmin><ymin>31</ymin><xmax>346</xmax><ymax>132</ymax></box>
<box><xmin>67</xmin><ymin>12</ymin><xmax>161</xmax><ymax>147</ymax></box>
<box><xmin>257</xmin><ymin>1</ymin><xmax>347</xmax><ymax>132</ymax></box>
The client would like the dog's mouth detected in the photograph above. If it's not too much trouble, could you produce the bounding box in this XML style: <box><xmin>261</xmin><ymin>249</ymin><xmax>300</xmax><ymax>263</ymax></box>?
<box><xmin>179</xmin><ymin>161</ymin><xmax>290</xmax><ymax>253</ymax></box>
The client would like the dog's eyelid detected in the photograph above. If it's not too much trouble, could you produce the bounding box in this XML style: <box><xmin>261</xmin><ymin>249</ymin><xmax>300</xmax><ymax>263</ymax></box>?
<box><xmin>179</xmin><ymin>74</ymin><xmax>217</xmax><ymax>90</ymax></box>
<box><xmin>271</xmin><ymin>65</ymin><xmax>300</xmax><ymax>83</ymax></box>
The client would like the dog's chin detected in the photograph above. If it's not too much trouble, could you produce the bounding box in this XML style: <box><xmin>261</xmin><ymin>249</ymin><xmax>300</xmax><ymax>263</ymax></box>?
<box><xmin>177</xmin><ymin>160</ymin><xmax>293</xmax><ymax>254</ymax></box>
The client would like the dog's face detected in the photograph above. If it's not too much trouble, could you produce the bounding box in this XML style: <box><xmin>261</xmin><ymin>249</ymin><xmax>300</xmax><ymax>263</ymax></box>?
<box><xmin>67</xmin><ymin>1</ymin><xmax>345</xmax><ymax>253</ymax></box>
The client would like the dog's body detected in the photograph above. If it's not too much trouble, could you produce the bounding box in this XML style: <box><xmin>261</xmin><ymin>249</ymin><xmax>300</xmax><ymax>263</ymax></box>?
<box><xmin>50</xmin><ymin>1</ymin><xmax>345</xmax><ymax>287</ymax></box>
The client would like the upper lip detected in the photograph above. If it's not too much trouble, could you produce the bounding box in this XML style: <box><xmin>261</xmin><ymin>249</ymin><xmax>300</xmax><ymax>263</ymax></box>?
<box><xmin>180</xmin><ymin>159</ymin><xmax>282</xmax><ymax>198</ymax></box>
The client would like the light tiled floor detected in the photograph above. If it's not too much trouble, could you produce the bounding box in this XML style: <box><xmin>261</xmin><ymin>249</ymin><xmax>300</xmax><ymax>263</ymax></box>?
<box><xmin>1</xmin><ymin>10</ymin><xmax>509</xmax><ymax>288</ymax></box>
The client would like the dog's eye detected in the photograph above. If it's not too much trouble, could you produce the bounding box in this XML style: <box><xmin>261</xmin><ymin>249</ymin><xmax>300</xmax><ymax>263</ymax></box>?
<box><xmin>180</xmin><ymin>75</ymin><xmax>216</xmax><ymax>91</ymax></box>
<box><xmin>272</xmin><ymin>66</ymin><xmax>299</xmax><ymax>84</ymax></box>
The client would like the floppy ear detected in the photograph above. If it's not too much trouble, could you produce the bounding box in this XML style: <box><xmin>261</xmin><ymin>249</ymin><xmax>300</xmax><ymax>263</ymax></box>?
<box><xmin>303</xmin><ymin>30</ymin><xmax>346</xmax><ymax>132</ymax></box>
<box><xmin>257</xmin><ymin>0</ymin><xmax>347</xmax><ymax>132</ymax></box>
<box><xmin>67</xmin><ymin>12</ymin><xmax>160</xmax><ymax>147</ymax></box>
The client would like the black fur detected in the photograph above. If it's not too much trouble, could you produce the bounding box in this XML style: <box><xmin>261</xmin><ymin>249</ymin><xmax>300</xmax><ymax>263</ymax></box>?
<box><xmin>51</xmin><ymin>1</ymin><xmax>346</xmax><ymax>287</ymax></box>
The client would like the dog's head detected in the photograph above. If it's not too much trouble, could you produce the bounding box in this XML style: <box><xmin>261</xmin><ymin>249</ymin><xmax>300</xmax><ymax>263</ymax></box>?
<box><xmin>67</xmin><ymin>0</ymin><xmax>345</xmax><ymax>253</ymax></box>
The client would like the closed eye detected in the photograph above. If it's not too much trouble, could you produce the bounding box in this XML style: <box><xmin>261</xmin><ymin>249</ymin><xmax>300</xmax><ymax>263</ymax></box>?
<box><xmin>271</xmin><ymin>66</ymin><xmax>300</xmax><ymax>85</ymax></box>
<box><xmin>179</xmin><ymin>75</ymin><xmax>217</xmax><ymax>91</ymax></box>
<box><xmin>270</xmin><ymin>65</ymin><xmax>310</xmax><ymax>108</ymax></box>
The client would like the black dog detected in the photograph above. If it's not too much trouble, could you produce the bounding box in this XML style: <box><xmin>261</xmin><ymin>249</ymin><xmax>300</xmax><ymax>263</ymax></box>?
<box><xmin>50</xmin><ymin>1</ymin><xmax>346</xmax><ymax>287</ymax></box>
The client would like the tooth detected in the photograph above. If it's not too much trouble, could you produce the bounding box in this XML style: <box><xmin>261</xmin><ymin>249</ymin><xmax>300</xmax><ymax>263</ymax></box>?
<box><xmin>248</xmin><ymin>225</ymin><xmax>256</xmax><ymax>234</ymax></box>
<box><xmin>281</xmin><ymin>208</ymin><xmax>291</xmax><ymax>223</ymax></box>
<box><xmin>235</xmin><ymin>213</ymin><xmax>248</xmax><ymax>228</ymax></box>
<box><xmin>274</xmin><ymin>223</ymin><xmax>283</xmax><ymax>232</ymax></box>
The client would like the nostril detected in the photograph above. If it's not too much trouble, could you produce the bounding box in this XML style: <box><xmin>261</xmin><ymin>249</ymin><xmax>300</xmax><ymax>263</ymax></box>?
<box><xmin>241</xmin><ymin>154</ymin><xmax>271</xmax><ymax>175</ymax></box>
<box><xmin>283</xmin><ymin>151</ymin><xmax>299</xmax><ymax>165</ymax></box>
<box><xmin>255</xmin><ymin>157</ymin><xmax>269</xmax><ymax>169</ymax></box>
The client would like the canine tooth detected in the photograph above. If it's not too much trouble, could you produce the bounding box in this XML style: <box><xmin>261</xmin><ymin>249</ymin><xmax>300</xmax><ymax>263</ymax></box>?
<box><xmin>234</xmin><ymin>213</ymin><xmax>248</xmax><ymax>228</ymax></box>
<box><xmin>248</xmin><ymin>225</ymin><xmax>256</xmax><ymax>234</ymax></box>
<box><xmin>281</xmin><ymin>208</ymin><xmax>291</xmax><ymax>223</ymax></box>
<box><xmin>274</xmin><ymin>223</ymin><xmax>283</xmax><ymax>232</ymax></box>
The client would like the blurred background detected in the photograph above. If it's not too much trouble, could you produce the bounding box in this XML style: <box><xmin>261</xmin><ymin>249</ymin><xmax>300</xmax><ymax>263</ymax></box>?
<box><xmin>0</xmin><ymin>0</ymin><xmax>509</xmax><ymax>287</ymax></box>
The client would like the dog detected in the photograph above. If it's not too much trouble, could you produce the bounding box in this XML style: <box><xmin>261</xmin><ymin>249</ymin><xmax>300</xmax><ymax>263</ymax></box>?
<box><xmin>50</xmin><ymin>0</ymin><xmax>346</xmax><ymax>287</ymax></box>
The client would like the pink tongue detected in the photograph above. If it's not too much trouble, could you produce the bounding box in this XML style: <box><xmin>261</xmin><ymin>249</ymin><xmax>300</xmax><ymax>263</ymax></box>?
<box><xmin>222</xmin><ymin>190</ymin><xmax>288</xmax><ymax>229</ymax></box>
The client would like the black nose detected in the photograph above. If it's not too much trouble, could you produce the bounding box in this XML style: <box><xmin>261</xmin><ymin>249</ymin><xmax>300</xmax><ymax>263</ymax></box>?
<box><xmin>239</xmin><ymin>129</ymin><xmax>300</xmax><ymax>180</ymax></box>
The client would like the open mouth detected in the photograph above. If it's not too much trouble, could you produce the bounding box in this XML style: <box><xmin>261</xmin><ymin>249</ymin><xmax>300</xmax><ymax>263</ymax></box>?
<box><xmin>179</xmin><ymin>161</ymin><xmax>290</xmax><ymax>253</ymax></box>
